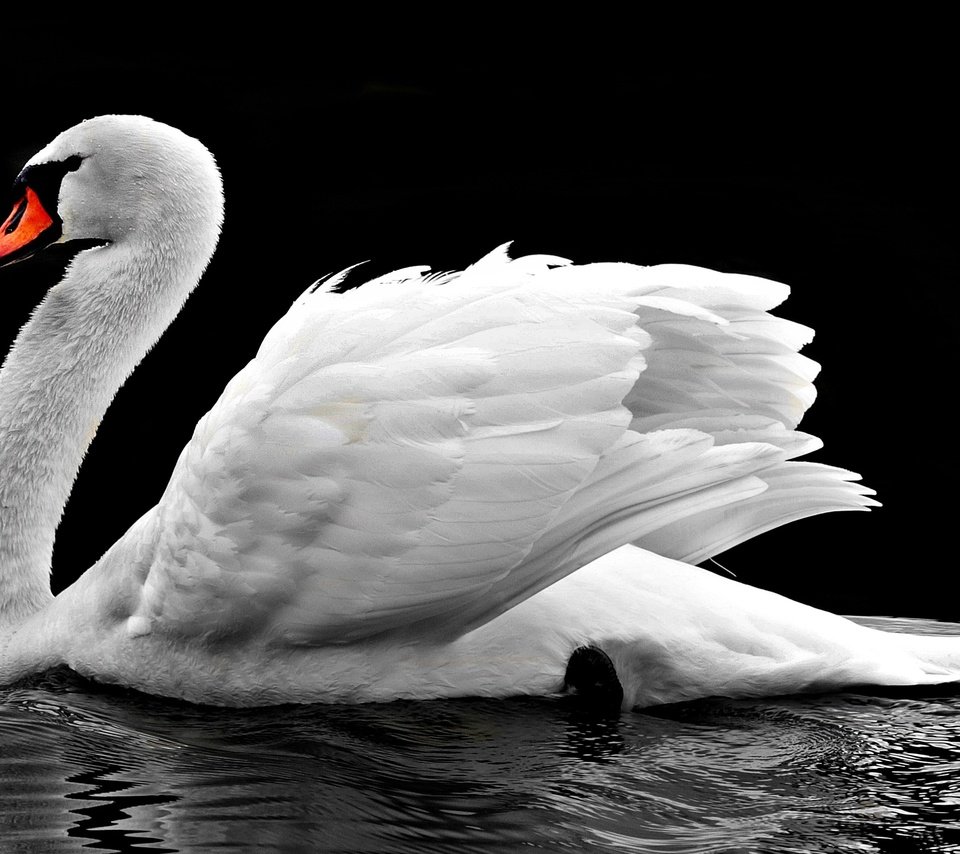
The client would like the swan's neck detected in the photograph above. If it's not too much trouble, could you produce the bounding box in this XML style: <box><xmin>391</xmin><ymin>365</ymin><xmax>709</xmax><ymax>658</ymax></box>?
<box><xmin>0</xmin><ymin>231</ymin><xmax>216</xmax><ymax>627</ymax></box>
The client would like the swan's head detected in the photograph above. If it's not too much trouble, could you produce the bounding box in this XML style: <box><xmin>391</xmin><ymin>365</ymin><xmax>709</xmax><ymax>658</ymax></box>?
<box><xmin>0</xmin><ymin>115</ymin><xmax>223</xmax><ymax>268</ymax></box>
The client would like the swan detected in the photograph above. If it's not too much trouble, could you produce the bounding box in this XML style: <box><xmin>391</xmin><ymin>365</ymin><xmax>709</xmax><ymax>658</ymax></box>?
<box><xmin>0</xmin><ymin>114</ymin><xmax>957</xmax><ymax>709</ymax></box>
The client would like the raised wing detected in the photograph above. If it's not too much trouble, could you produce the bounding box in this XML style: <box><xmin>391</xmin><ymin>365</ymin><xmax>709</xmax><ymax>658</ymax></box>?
<box><xmin>115</xmin><ymin>247</ymin><xmax>873</xmax><ymax>645</ymax></box>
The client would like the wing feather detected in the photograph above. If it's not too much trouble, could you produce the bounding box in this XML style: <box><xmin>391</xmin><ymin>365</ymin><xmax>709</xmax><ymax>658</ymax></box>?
<box><xmin>129</xmin><ymin>251</ymin><xmax>651</xmax><ymax>641</ymax></box>
<box><xmin>114</xmin><ymin>248</ymin><xmax>872</xmax><ymax>645</ymax></box>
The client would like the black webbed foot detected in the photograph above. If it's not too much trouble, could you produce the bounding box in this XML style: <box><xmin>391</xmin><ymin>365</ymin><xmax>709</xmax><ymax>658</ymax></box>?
<box><xmin>563</xmin><ymin>645</ymin><xmax>624</xmax><ymax>714</ymax></box>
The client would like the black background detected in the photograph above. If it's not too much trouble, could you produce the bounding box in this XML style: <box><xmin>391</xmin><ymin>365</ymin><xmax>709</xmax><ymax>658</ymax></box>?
<box><xmin>2</xmin><ymin>23</ymin><xmax>955</xmax><ymax>618</ymax></box>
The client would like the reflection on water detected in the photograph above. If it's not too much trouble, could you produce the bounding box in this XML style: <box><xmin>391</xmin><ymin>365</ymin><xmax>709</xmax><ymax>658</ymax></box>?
<box><xmin>2</xmin><ymin>617</ymin><xmax>960</xmax><ymax>853</ymax></box>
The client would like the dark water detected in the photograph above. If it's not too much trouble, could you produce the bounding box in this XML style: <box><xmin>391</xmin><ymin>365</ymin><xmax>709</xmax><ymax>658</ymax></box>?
<box><xmin>2</xmin><ymin>618</ymin><xmax>959</xmax><ymax>853</ymax></box>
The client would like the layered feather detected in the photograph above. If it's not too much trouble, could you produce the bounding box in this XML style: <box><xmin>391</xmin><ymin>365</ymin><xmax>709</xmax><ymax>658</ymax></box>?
<box><xmin>119</xmin><ymin>246</ymin><xmax>873</xmax><ymax>647</ymax></box>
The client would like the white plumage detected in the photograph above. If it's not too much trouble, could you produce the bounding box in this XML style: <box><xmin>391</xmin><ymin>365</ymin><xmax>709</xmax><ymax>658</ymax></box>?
<box><xmin>0</xmin><ymin>115</ymin><xmax>955</xmax><ymax>707</ymax></box>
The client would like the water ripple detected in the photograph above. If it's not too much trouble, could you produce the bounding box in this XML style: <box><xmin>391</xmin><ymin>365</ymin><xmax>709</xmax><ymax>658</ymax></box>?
<box><xmin>3</xmin><ymin>618</ymin><xmax>960</xmax><ymax>852</ymax></box>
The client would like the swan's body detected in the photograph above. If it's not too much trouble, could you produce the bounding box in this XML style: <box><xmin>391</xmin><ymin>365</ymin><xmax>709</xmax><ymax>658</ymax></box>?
<box><xmin>0</xmin><ymin>115</ymin><xmax>957</xmax><ymax>708</ymax></box>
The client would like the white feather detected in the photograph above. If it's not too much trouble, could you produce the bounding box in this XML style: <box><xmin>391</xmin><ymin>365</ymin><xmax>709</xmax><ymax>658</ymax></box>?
<box><xmin>1</xmin><ymin>116</ymin><xmax>956</xmax><ymax>709</ymax></box>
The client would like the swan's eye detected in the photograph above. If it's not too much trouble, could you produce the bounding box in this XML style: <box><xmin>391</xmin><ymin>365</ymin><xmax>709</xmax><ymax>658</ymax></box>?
<box><xmin>13</xmin><ymin>155</ymin><xmax>85</xmax><ymax>212</ymax></box>
<box><xmin>0</xmin><ymin>154</ymin><xmax>97</xmax><ymax>266</ymax></box>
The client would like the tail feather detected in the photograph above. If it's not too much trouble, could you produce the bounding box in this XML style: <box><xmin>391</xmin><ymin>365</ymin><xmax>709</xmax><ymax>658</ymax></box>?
<box><xmin>889</xmin><ymin>633</ymin><xmax>960</xmax><ymax>681</ymax></box>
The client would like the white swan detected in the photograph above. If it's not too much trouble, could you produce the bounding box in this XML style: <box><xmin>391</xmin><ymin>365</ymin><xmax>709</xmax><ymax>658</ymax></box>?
<box><xmin>0</xmin><ymin>115</ymin><xmax>957</xmax><ymax>708</ymax></box>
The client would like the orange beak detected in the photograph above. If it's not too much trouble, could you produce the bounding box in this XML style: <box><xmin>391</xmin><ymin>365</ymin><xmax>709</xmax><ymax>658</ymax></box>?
<box><xmin>0</xmin><ymin>186</ymin><xmax>56</xmax><ymax>266</ymax></box>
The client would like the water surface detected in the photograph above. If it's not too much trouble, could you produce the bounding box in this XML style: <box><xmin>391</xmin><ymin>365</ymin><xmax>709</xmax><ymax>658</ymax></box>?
<box><xmin>2</xmin><ymin>617</ymin><xmax>959</xmax><ymax>853</ymax></box>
